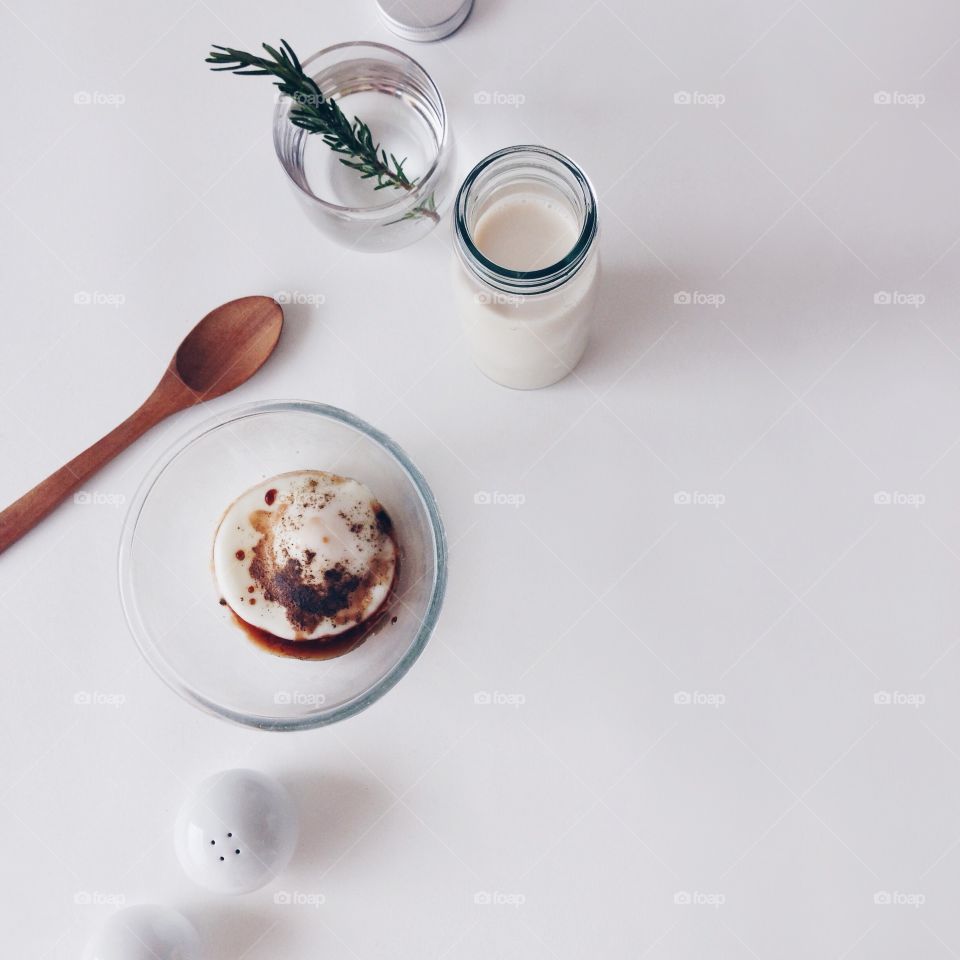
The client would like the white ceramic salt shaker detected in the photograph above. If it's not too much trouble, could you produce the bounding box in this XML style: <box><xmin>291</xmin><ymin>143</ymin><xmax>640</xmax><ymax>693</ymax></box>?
<box><xmin>83</xmin><ymin>904</ymin><xmax>201</xmax><ymax>960</ymax></box>
<box><xmin>174</xmin><ymin>768</ymin><xmax>298</xmax><ymax>894</ymax></box>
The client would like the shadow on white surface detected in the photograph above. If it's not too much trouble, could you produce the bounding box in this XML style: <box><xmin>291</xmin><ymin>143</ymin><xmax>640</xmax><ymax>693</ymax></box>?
<box><xmin>577</xmin><ymin>263</ymin><xmax>680</xmax><ymax>383</ymax></box>
<box><xmin>193</xmin><ymin>903</ymin><xmax>292</xmax><ymax>959</ymax></box>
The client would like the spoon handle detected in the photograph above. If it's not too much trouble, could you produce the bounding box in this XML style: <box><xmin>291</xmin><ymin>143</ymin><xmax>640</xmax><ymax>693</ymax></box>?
<box><xmin>0</xmin><ymin>398</ymin><xmax>170</xmax><ymax>554</ymax></box>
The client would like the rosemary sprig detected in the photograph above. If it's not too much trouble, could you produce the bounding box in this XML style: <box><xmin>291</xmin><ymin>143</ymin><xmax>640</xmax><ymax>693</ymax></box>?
<box><xmin>207</xmin><ymin>39</ymin><xmax>438</xmax><ymax>221</ymax></box>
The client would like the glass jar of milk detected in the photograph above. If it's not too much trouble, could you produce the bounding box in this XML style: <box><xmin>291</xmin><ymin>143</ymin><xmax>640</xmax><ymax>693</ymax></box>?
<box><xmin>452</xmin><ymin>145</ymin><xmax>599</xmax><ymax>389</ymax></box>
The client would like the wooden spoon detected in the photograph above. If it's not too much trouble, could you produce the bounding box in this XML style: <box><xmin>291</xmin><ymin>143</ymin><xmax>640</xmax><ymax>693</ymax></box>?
<box><xmin>0</xmin><ymin>295</ymin><xmax>283</xmax><ymax>554</ymax></box>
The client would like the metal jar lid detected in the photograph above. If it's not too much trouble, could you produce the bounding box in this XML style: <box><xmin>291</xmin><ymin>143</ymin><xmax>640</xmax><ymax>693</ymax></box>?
<box><xmin>375</xmin><ymin>0</ymin><xmax>474</xmax><ymax>41</ymax></box>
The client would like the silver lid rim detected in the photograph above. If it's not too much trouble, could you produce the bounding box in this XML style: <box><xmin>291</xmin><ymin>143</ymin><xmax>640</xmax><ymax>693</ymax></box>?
<box><xmin>376</xmin><ymin>0</ymin><xmax>474</xmax><ymax>42</ymax></box>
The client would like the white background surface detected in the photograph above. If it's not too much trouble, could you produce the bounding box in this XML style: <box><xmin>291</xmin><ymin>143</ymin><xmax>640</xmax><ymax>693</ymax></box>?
<box><xmin>1</xmin><ymin>0</ymin><xmax>960</xmax><ymax>956</ymax></box>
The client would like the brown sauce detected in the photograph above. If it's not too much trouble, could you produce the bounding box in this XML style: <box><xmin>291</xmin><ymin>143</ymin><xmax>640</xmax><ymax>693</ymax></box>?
<box><xmin>222</xmin><ymin>549</ymin><xmax>400</xmax><ymax>661</ymax></box>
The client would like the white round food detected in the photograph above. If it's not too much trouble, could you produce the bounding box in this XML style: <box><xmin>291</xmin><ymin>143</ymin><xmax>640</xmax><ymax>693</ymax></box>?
<box><xmin>213</xmin><ymin>470</ymin><xmax>397</xmax><ymax>641</ymax></box>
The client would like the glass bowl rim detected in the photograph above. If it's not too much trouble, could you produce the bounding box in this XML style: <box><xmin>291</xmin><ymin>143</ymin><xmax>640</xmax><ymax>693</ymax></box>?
<box><xmin>271</xmin><ymin>40</ymin><xmax>449</xmax><ymax>216</ymax></box>
<box><xmin>118</xmin><ymin>398</ymin><xmax>448</xmax><ymax>732</ymax></box>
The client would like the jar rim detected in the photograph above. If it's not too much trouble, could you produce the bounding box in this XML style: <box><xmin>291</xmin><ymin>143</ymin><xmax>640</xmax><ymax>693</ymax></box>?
<box><xmin>453</xmin><ymin>145</ymin><xmax>598</xmax><ymax>293</ymax></box>
<box><xmin>272</xmin><ymin>41</ymin><xmax>448</xmax><ymax>216</ymax></box>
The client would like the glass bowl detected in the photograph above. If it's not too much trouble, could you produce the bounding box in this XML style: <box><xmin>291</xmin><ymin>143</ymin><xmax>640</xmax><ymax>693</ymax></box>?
<box><xmin>272</xmin><ymin>41</ymin><xmax>454</xmax><ymax>252</ymax></box>
<box><xmin>118</xmin><ymin>400</ymin><xmax>447</xmax><ymax>731</ymax></box>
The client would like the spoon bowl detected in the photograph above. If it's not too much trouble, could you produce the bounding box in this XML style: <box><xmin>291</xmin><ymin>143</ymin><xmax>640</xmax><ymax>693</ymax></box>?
<box><xmin>173</xmin><ymin>296</ymin><xmax>282</xmax><ymax>398</ymax></box>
